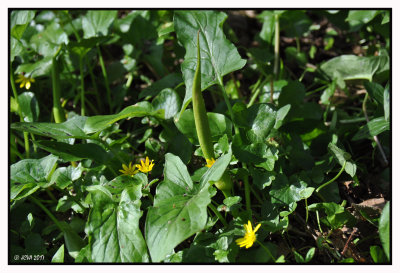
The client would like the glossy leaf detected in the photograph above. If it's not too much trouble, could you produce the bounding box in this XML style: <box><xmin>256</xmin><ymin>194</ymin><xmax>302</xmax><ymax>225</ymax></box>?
<box><xmin>139</xmin><ymin>73</ymin><xmax>182</xmax><ymax>99</ymax></box>
<box><xmin>308</xmin><ymin>202</ymin><xmax>356</xmax><ymax>229</ymax></box>
<box><xmin>152</xmin><ymin>88</ymin><xmax>182</xmax><ymax>119</ymax></box>
<box><xmin>174</xmin><ymin>10</ymin><xmax>246</xmax><ymax>115</ymax></box>
<box><xmin>87</xmin><ymin>185</ymin><xmax>149</xmax><ymax>262</ymax></box>
<box><xmin>379</xmin><ymin>201</ymin><xmax>390</xmax><ymax>260</ymax></box>
<box><xmin>51</xmin><ymin>244</ymin><xmax>64</xmax><ymax>263</ymax></box>
<box><xmin>364</xmin><ymin>81</ymin><xmax>384</xmax><ymax>105</ymax></box>
<box><xmin>270</xmin><ymin>174</ymin><xmax>307</xmax><ymax>206</ymax></box>
<box><xmin>352</xmin><ymin>117</ymin><xmax>390</xmax><ymax>141</ymax></box>
<box><xmin>34</xmin><ymin>140</ymin><xmax>110</xmax><ymax>164</ymax></box>
<box><xmin>145</xmin><ymin>152</ymin><xmax>231</xmax><ymax>262</ymax></box>
<box><xmin>346</xmin><ymin>10</ymin><xmax>380</xmax><ymax>31</ymax></box>
<box><xmin>10</xmin><ymin>10</ymin><xmax>35</xmax><ymax>40</ymax></box>
<box><xmin>30</xmin><ymin>21</ymin><xmax>68</xmax><ymax>57</ymax></box>
<box><xmin>328</xmin><ymin>142</ymin><xmax>357</xmax><ymax>177</ymax></box>
<box><xmin>68</xmin><ymin>37</ymin><xmax>107</xmax><ymax>58</ymax></box>
<box><xmin>175</xmin><ymin>109</ymin><xmax>232</xmax><ymax>145</ymax></box>
<box><xmin>18</xmin><ymin>92</ymin><xmax>39</xmax><ymax>122</ymax></box>
<box><xmin>278</xmin><ymin>81</ymin><xmax>305</xmax><ymax>107</ymax></box>
<box><xmin>15</xmin><ymin>56</ymin><xmax>53</xmax><ymax>78</ymax></box>
<box><xmin>370</xmin><ymin>246</ymin><xmax>388</xmax><ymax>263</ymax></box>
<box><xmin>50</xmin><ymin>165</ymin><xmax>83</xmax><ymax>189</ymax></box>
<box><xmin>82</xmin><ymin>10</ymin><xmax>118</xmax><ymax>38</ymax></box>
<box><xmin>10</xmin><ymin>155</ymin><xmax>58</xmax><ymax>200</ymax></box>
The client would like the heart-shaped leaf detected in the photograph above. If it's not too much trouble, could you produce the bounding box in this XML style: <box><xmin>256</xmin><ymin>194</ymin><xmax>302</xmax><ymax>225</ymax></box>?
<box><xmin>174</xmin><ymin>10</ymin><xmax>246</xmax><ymax>115</ymax></box>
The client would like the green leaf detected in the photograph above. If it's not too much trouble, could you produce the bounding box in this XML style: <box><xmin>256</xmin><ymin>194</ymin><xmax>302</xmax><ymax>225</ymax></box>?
<box><xmin>50</xmin><ymin>165</ymin><xmax>83</xmax><ymax>189</ymax></box>
<box><xmin>11</xmin><ymin>36</ymin><xmax>24</xmax><ymax>62</ymax></box>
<box><xmin>174</xmin><ymin>10</ymin><xmax>246</xmax><ymax>115</ymax></box>
<box><xmin>82</xmin><ymin>10</ymin><xmax>118</xmax><ymax>38</ymax></box>
<box><xmin>346</xmin><ymin>10</ymin><xmax>380</xmax><ymax>32</ymax></box>
<box><xmin>293</xmin><ymin>251</ymin><xmax>305</xmax><ymax>263</ymax></box>
<box><xmin>60</xmin><ymin>222</ymin><xmax>85</xmax><ymax>259</ymax></box>
<box><xmin>244</xmin><ymin>104</ymin><xmax>277</xmax><ymax>143</ymax></box>
<box><xmin>30</xmin><ymin>21</ymin><xmax>68</xmax><ymax>57</ymax></box>
<box><xmin>68</xmin><ymin>37</ymin><xmax>108</xmax><ymax>58</ymax></box>
<box><xmin>278</xmin><ymin>81</ymin><xmax>306</xmax><ymax>107</ymax></box>
<box><xmin>10</xmin><ymin>155</ymin><xmax>58</xmax><ymax>200</ymax></box>
<box><xmin>51</xmin><ymin>244</ymin><xmax>64</xmax><ymax>263</ymax></box>
<box><xmin>352</xmin><ymin>117</ymin><xmax>390</xmax><ymax>141</ymax></box>
<box><xmin>328</xmin><ymin>142</ymin><xmax>357</xmax><ymax>177</ymax></box>
<box><xmin>15</xmin><ymin>56</ymin><xmax>53</xmax><ymax>78</ymax></box>
<box><xmin>270</xmin><ymin>175</ymin><xmax>307</xmax><ymax>206</ymax></box>
<box><xmin>258</xmin><ymin>11</ymin><xmax>276</xmax><ymax>43</ymax></box>
<box><xmin>152</xmin><ymin>88</ymin><xmax>182</xmax><ymax>119</ymax></box>
<box><xmin>87</xmin><ymin>185</ymin><xmax>149</xmax><ymax>262</ymax></box>
<box><xmin>18</xmin><ymin>92</ymin><xmax>39</xmax><ymax>122</ymax></box>
<box><xmin>364</xmin><ymin>81</ymin><xmax>384</xmax><ymax>105</ymax></box>
<box><xmin>370</xmin><ymin>245</ymin><xmax>388</xmax><ymax>263</ymax></box>
<box><xmin>280</xmin><ymin>10</ymin><xmax>312</xmax><ymax>37</ymax></box>
<box><xmin>320</xmin><ymin>55</ymin><xmax>382</xmax><ymax>88</ymax></box>
<box><xmin>250</xmin><ymin>167</ymin><xmax>275</xmax><ymax>190</ymax></box>
<box><xmin>34</xmin><ymin>140</ymin><xmax>110</xmax><ymax>164</ymax></box>
<box><xmin>275</xmin><ymin>104</ymin><xmax>291</xmax><ymax>129</ymax></box>
<box><xmin>84</xmin><ymin>102</ymin><xmax>164</xmax><ymax>134</ymax></box>
<box><xmin>10</xmin><ymin>10</ymin><xmax>36</xmax><ymax>40</ymax></box>
<box><xmin>11</xmin><ymin>116</ymin><xmax>88</xmax><ymax>139</ymax></box>
<box><xmin>145</xmin><ymin>152</ymin><xmax>231</xmax><ymax>262</ymax></box>
<box><xmin>379</xmin><ymin>201</ymin><xmax>390</xmax><ymax>260</ymax></box>
<box><xmin>167</xmin><ymin>132</ymin><xmax>193</xmax><ymax>164</ymax></box>
<box><xmin>305</xmin><ymin>247</ymin><xmax>316</xmax><ymax>263</ymax></box>
<box><xmin>175</xmin><ymin>109</ymin><xmax>232</xmax><ymax>145</ymax></box>
<box><xmin>308</xmin><ymin>202</ymin><xmax>356</xmax><ymax>229</ymax></box>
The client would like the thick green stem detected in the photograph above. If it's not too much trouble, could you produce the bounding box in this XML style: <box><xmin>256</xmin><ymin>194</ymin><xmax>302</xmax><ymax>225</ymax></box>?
<box><xmin>242</xmin><ymin>163</ymin><xmax>251</xmax><ymax>215</ymax></box>
<box><xmin>52</xmin><ymin>57</ymin><xmax>66</xmax><ymax>123</ymax></box>
<box><xmin>97</xmin><ymin>44</ymin><xmax>112</xmax><ymax>112</ymax></box>
<box><xmin>208</xmin><ymin>203</ymin><xmax>228</xmax><ymax>228</ymax></box>
<box><xmin>316</xmin><ymin>161</ymin><xmax>346</xmax><ymax>193</ymax></box>
<box><xmin>79</xmin><ymin>56</ymin><xmax>85</xmax><ymax>116</ymax></box>
<box><xmin>248</xmin><ymin>77</ymin><xmax>268</xmax><ymax>107</ymax></box>
<box><xmin>10</xmin><ymin>64</ymin><xmax>30</xmax><ymax>157</ymax></box>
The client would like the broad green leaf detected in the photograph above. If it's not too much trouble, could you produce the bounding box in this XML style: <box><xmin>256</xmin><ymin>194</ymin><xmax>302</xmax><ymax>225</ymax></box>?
<box><xmin>68</xmin><ymin>37</ymin><xmax>108</xmax><ymax>58</ymax></box>
<box><xmin>15</xmin><ymin>56</ymin><xmax>53</xmax><ymax>78</ymax></box>
<box><xmin>250</xmin><ymin>167</ymin><xmax>275</xmax><ymax>190</ymax></box>
<box><xmin>10</xmin><ymin>10</ymin><xmax>36</xmax><ymax>40</ymax></box>
<box><xmin>167</xmin><ymin>132</ymin><xmax>193</xmax><ymax>164</ymax></box>
<box><xmin>328</xmin><ymin>142</ymin><xmax>357</xmax><ymax>177</ymax></box>
<box><xmin>278</xmin><ymin>81</ymin><xmax>306</xmax><ymax>107</ymax></box>
<box><xmin>50</xmin><ymin>165</ymin><xmax>83</xmax><ymax>189</ymax></box>
<box><xmin>320</xmin><ymin>55</ymin><xmax>382</xmax><ymax>88</ymax></box>
<box><xmin>11</xmin><ymin>116</ymin><xmax>88</xmax><ymax>139</ymax></box>
<box><xmin>379</xmin><ymin>201</ymin><xmax>390</xmax><ymax>260</ymax></box>
<box><xmin>346</xmin><ymin>10</ymin><xmax>380</xmax><ymax>32</ymax></box>
<box><xmin>84</xmin><ymin>102</ymin><xmax>164</xmax><ymax>134</ymax></box>
<box><xmin>308</xmin><ymin>202</ymin><xmax>356</xmax><ymax>229</ymax></box>
<box><xmin>139</xmin><ymin>73</ymin><xmax>182</xmax><ymax>99</ymax></box>
<box><xmin>51</xmin><ymin>244</ymin><xmax>64</xmax><ymax>263</ymax></box>
<box><xmin>175</xmin><ymin>109</ymin><xmax>232</xmax><ymax>145</ymax></box>
<box><xmin>152</xmin><ymin>88</ymin><xmax>182</xmax><ymax>119</ymax></box>
<box><xmin>364</xmin><ymin>81</ymin><xmax>384</xmax><ymax>105</ymax></box>
<box><xmin>352</xmin><ymin>117</ymin><xmax>390</xmax><ymax>141</ymax></box>
<box><xmin>145</xmin><ymin>152</ymin><xmax>231</xmax><ymax>262</ymax></box>
<box><xmin>258</xmin><ymin>11</ymin><xmax>276</xmax><ymax>43</ymax></box>
<box><xmin>370</xmin><ymin>246</ymin><xmax>388</xmax><ymax>263</ymax></box>
<box><xmin>60</xmin><ymin>222</ymin><xmax>85</xmax><ymax>259</ymax></box>
<box><xmin>82</xmin><ymin>10</ymin><xmax>118</xmax><ymax>38</ymax></box>
<box><xmin>18</xmin><ymin>92</ymin><xmax>39</xmax><ymax>122</ymax></box>
<box><xmin>384</xmin><ymin>84</ymin><xmax>390</xmax><ymax>121</ymax></box>
<box><xmin>10</xmin><ymin>154</ymin><xmax>58</xmax><ymax>200</ymax></box>
<box><xmin>34</xmin><ymin>140</ymin><xmax>110</xmax><ymax>164</ymax></box>
<box><xmin>87</xmin><ymin>185</ymin><xmax>149</xmax><ymax>262</ymax></box>
<box><xmin>30</xmin><ymin>21</ymin><xmax>68</xmax><ymax>57</ymax></box>
<box><xmin>274</xmin><ymin>104</ymin><xmax>291</xmax><ymax>129</ymax></box>
<box><xmin>270</xmin><ymin>174</ymin><xmax>307</xmax><ymax>206</ymax></box>
<box><xmin>280</xmin><ymin>10</ymin><xmax>312</xmax><ymax>37</ymax></box>
<box><xmin>11</xmin><ymin>36</ymin><xmax>24</xmax><ymax>61</ymax></box>
<box><xmin>174</xmin><ymin>10</ymin><xmax>246</xmax><ymax>115</ymax></box>
<box><xmin>305</xmin><ymin>247</ymin><xmax>316</xmax><ymax>263</ymax></box>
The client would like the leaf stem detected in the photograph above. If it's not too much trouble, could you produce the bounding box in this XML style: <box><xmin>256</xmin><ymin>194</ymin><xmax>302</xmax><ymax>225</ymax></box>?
<box><xmin>52</xmin><ymin>57</ymin><xmax>66</xmax><ymax>123</ymax></box>
<box><xmin>208</xmin><ymin>203</ymin><xmax>228</xmax><ymax>228</ymax></box>
<box><xmin>10</xmin><ymin>64</ymin><xmax>30</xmax><ymax>158</ymax></box>
<box><xmin>316</xmin><ymin>161</ymin><xmax>346</xmax><ymax>193</ymax></box>
<box><xmin>79</xmin><ymin>56</ymin><xmax>86</xmax><ymax>116</ymax></box>
<box><xmin>242</xmin><ymin>163</ymin><xmax>252</xmax><ymax>216</ymax></box>
<box><xmin>97</xmin><ymin>44</ymin><xmax>112</xmax><ymax>112</ymax></box>
<box><xmin>273</xmin><ymin>13</ymin><xmax>280</xmax><ymax>78</ymax></box>
<box><xmin>256</xmin><ymin>240</ymin><xmax>276</xmax><ymax>262</ymax></box>
<box><xmin>218</xmin><ymin>77</ymin><xmax>239</xmax><ymax>135</ymax></box>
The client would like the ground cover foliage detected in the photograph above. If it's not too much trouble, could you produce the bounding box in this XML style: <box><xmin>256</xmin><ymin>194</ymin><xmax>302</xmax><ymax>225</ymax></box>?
<box><xmin>9</xmin><ymin>9</ymin><xmax>391</xmax><ymax>264</ymax></box>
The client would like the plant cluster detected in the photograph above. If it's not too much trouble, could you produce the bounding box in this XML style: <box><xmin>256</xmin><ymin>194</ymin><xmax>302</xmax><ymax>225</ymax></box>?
<box><xmin>10</xmin><ymin>9</ymin><xmax>390</xmax><ymax>263</ymax></box>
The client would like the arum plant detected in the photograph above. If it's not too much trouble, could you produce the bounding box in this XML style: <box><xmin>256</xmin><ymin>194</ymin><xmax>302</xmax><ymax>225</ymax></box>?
<box><xmin>192</xmin><ymin>31</ymin><xmax>233</xmax><ymax>197</ymax></box>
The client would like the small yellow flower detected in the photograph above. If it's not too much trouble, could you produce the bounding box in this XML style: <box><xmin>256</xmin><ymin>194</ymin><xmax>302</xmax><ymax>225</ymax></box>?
<box><xmin>136</xmin><ymin>156</ymin><xmax>155</xmax><ymax>173</ymax></box>
<box><xmin>235</xmin><ymin>220</ymin><xmax>261</xmax><ymax>249</ymax></box>
<box><xmin>205</xmin><ymin>158</ymin><xmax>216</xmax><ymax>168</ymax></box>
<box><xmin>15</xmin><ymin>74</ymin><xmax>35</xmax><ymax>90</ymax></box>
<box><xmin>119</xmin><ymin>162</ymin><xmax>139</xmax><ymax>176</ymax></box>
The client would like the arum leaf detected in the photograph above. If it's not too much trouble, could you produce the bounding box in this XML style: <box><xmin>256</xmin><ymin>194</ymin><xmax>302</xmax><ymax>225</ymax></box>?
<box><xmin>174</xmin><ymin>10</ymin><xmax>246</xmax><ymax>116</ymax></box>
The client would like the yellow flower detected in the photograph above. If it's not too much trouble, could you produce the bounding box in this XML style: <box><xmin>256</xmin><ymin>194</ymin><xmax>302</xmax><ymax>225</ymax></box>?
<box><xmin>235</xmin><ymin>220</ymin><xmax>261</xmax><ymax>249</ymax></box>
<box><xmin>15</xmin><ymin>74</ymin><xmax>35</xmax><ymax>90</ymax></box>
<box><xmin>119</xmin><ymin>162</ymin><xmax>139</xmax><ymax>176</ymax></box>
<box><xmin>205</xmin><ymin>158</ymin><xmax>216</xmax><ymax>168</ymax></box>
<box><xmin>136</xmin><ymin>156</ymin><xmax>155</xmax><ymax>173</ymax></box>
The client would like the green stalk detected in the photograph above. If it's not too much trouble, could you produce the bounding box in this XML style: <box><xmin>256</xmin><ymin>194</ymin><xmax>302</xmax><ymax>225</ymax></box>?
<box><xmin>273</xmin><ymin>13</ymin><xmax>280</xmax><ymax>78</ymax></box>
<box><xmin>79</xmin><ymin>56</ymin><xmax>85</xmax><ymax>116</ymax></box>
<box><xmin>97</xmin><ymin>44</ymin><xmax>112</xmax><ymax>112</ymax></box>
<box><xmin>316</xmin><ymin>161</ymin><xmax>346</xmax><ymax>193</ymax></box>
<box><xmin>10</xmin><ymin>64</ymin><xmax>30</xmax><ymax>157</ymax></box>
<box><xmin>208</xmin><ymin>203</ymin><xmax>228</xmax><ymax>228</ymax></box>
<box><xmin>242</xmin><ymin>162</ymin><xmax>251</xmax><ymax>215</ymax></box>
<box><xmin>192</xmin><ymin>31</ymin><xmax>232</xmax><ymax>196</ymax></box>
<box><xmin>257</xmin><ymin>240</ymin><xmax>276</xmax><ymax>262</ymax></box>
<box><xmin>51</xmin><ymin>57</ymin><xmax>66</xmax><ymax>123</ymax></box>
<box><xmin>29</xmin><ymin>196</ymin><xmax>65</xmax><ymax>232</ymax></box>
